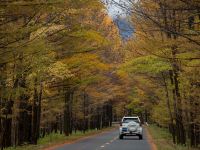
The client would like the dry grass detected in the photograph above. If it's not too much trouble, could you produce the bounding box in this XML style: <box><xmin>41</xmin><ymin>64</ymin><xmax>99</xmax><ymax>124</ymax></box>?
<box><xmin>148</xmin><ymin>125</ymin><xmax>198</xmax><ymax>150</ymax></box>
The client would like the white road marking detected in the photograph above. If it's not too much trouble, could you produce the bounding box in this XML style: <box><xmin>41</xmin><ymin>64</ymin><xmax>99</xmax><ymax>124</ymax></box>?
<box><xmin>97</xmin><ymin>136</ymin><xmax>118</xmax><ymax>149</ymax></box>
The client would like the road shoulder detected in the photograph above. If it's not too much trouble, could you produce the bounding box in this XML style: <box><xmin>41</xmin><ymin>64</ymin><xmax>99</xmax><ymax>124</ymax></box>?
<box><xmin>145</xmin><ymin>126</ymin><xmax>158</xmax><ymax>150</ymax></box>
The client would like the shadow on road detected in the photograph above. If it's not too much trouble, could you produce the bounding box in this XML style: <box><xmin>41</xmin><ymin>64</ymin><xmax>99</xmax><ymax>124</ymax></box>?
<box><xmin>119</xmin><ymin>137</ymin><xmax>144</xmax><ymax>140</ymax></box>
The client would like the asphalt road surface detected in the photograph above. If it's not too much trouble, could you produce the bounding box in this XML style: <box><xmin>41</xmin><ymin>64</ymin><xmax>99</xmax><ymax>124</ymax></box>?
<box><xmin>53</xmin><ymin>129</ymin><xmax>152</xmax><ymax>150</ymax></box>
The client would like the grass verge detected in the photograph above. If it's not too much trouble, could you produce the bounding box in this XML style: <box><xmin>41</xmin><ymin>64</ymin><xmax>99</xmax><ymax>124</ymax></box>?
<box><xmin>148</xmin><ymin>125</ymin><xmax>198</xmax><ymax>150</ymax></box>
<box><xmin>4</xmin><ymin>127</ymin><xmax>115</xmax><ymax>150</ymax></box>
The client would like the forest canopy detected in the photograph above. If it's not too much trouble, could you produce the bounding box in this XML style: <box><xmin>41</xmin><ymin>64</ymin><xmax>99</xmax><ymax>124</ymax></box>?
<box><xmin>0</xmin><ymin>0</ymin><xmax>200</xmax><ymax>149</ymax></box>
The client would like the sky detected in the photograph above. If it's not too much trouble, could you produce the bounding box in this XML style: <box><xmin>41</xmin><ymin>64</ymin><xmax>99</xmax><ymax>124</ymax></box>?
<box><xmin>103</xmin><ymin>0</ymin><xmax>134</xmax><ymax>39</ymax></box>
<box><xmin>104</xmin><ymin>0</ymin><xmax>130</xmax><ymax>18</ymax></box>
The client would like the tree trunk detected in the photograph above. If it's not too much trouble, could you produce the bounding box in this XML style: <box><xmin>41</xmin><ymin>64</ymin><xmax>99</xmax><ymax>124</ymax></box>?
<box><xmin>31</xmin><ymin>78</ymin><xmax>38</xmax><ymax>144</ymax></box>
<box><xmin>171</xmin><ymin>46</ymin><xmax>186</xmax><ymax>145</ymax></box>
<box><xmin>64</xmin><ymin>89</ymin><xmax>73</xmax><ymax>136</ymax></box>
<box><xmin>36</xmin><ymin>82</ymin><xmax>42</xmax><ymax>139</ymax></box>
<box><xmin>31</xmin><ymin>79</ymin><xmax>42</xmax><ymax>144</ymax></box>
<box><xmin>162</xmin><ymin>73</ymin><xmax>176</xmax><ymax>143</ymax></box>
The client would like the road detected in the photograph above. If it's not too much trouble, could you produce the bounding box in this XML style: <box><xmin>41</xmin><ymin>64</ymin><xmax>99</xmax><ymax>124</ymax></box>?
<box><xmin>53</xmin><ymin>129</ymin><xmax>152</xmax><ymax>150</ymax></box>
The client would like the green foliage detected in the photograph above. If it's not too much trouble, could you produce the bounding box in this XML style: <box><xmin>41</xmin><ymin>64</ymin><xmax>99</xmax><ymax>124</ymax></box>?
<box><xmin>151</xmin><ymin>100</ymin><xmax>170</xmax><ymax>127</ymax></box>
<box><xmin>122</xmin><ymin>55</ymin><xmax>171</xmax><ymax>74</ymax></box>
<box><xmin>126</xmin><ymin>98</ymin><xmax>143</xmax><ymax>114</ymax></box>
<box><xmin>48</xmin><ymin>61</ymin><xmax>73</xmax><ymax>80</ymax></box>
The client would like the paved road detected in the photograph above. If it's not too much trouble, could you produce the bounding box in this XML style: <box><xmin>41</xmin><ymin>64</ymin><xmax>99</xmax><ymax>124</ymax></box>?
<box><xmin>53</xmin><ymin>129</ymin><xmax>151</xmax><ymax>150</ymax></box>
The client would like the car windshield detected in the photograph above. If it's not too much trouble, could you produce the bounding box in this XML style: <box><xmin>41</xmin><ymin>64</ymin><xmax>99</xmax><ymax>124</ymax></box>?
<box><xmin>123</xmin><ymin>118</ymin><xmax>139</xmax><ymax>123</ymax></box>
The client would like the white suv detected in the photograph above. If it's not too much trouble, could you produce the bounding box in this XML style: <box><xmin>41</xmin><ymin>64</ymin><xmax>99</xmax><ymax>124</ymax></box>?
<box><xmin>119</xmin><ymin>116</ymin><xmax>143</xmax><ymax>140</ymax></box>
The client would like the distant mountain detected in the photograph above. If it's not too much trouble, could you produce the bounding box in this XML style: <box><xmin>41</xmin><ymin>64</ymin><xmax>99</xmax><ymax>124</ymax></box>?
<box><xmin>113</xmin><ymin>17</ymin><xmax>134</xmax><ymax>40</ymax></box>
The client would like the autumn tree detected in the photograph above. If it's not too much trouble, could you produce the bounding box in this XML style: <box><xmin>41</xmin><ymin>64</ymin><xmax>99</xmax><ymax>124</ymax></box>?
<box><xmin>114</xmin><ymin>0</ymin><xmax>200</xmax><ymax>147</ymax></box>
<box><xmin>0</xmin><ymin>0</ymin><xmax>125</xmax><ymax>149</ymax></box>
